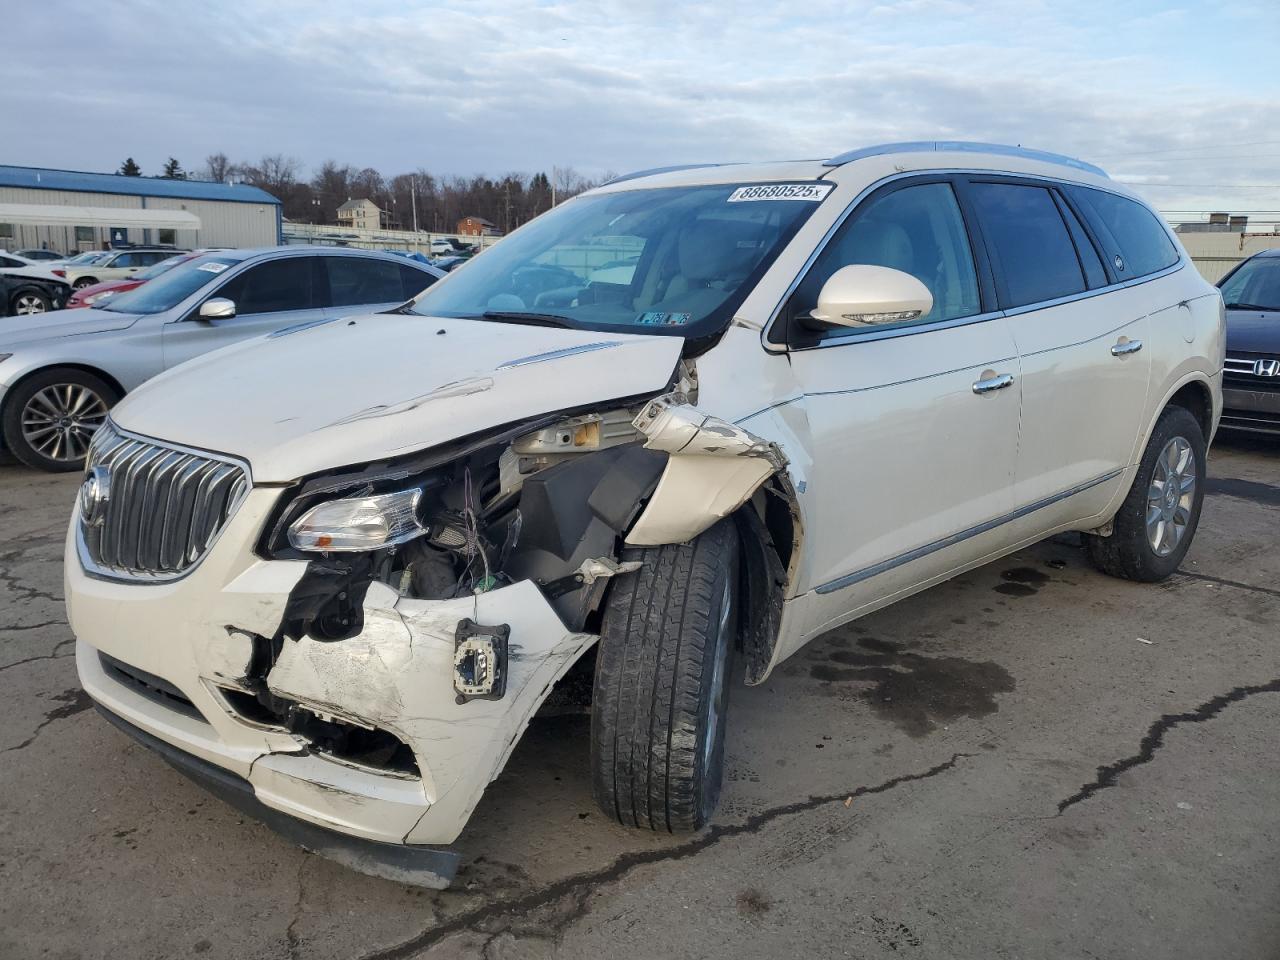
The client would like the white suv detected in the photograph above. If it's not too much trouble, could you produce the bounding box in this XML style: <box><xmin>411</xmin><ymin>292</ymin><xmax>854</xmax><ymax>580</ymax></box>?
<box><xmin>66</xmin><ymin>142</ymin><xmax>1223</xmax><ymax>888</ymax></box>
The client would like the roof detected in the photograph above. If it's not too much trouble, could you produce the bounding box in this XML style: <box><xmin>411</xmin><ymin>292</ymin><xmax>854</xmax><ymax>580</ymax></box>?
<box><xmin>0</xmin><ymin>164</ymin><xmax>281</xmax><ymax>205</ymax></box>
<box><xmin>596</xmin><ymin>142</ymin><xmax>1109</xmax><ymax>194</ymax></box>
<box><xmin>462</xmin><ymin>215</ymin><xmax>496</xmax><ymax>225</ymax></box>
<box><xmin>337</xmin><ymin>198</ymin><xmax>381</xmax><ymax>212</ymax></box>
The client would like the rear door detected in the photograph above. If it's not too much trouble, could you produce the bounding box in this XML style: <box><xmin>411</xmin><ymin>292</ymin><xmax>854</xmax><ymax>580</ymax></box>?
<box><xmin>964</xmin><ymin>178</ymin><xmax>1151</xmax><ymax>524</ymax></box>
<box><xmin>322</xmin><ymin>256</ymin><xmax>437</xmax><ymax>316</ymax></box>
<box><xmin>161</xmin><ymin>255</ymin><xmax>322</xmax><ymax>369</ymax></box>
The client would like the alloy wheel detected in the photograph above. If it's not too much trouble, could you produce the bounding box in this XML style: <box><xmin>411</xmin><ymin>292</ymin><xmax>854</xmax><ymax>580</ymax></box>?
<box><xmin>14</xmin><ymin>294</ymin><xmax>47</xmax><ymax>315</ymax></box>
<box><xmin>21</xmin><ymin>384</ymin><xmax>109</xmax><ymax>463</ymax></box>
<box><xmin>1146</xmin><ymin>435</ymin><xmax>1196</xmax><ymax>557</ymax></box>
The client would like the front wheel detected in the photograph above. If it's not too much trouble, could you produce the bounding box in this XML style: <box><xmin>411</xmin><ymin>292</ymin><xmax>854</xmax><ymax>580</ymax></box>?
<box><xmin>591</xmin><ymin>518</ymin><xmax>738</xmax><ymax>832</ymax></box>
<box><xmin>1084</xmin><ymin>405</ymin><xmax>1206</xmax><ymax>582</ymax></box>
<box><xmin>1</xmin><ymin>368</ymin><xmax>118</xmax><ymax>472</ymax></box>
<box><xmin>11</xmin><ymin>288</ymin><xmax>52</xmax><ymax>315</ymax></box>
<box><xmin>72</xmin><ymin>277</ymin><xmax>96</xmax><ymax>290</ymax></box>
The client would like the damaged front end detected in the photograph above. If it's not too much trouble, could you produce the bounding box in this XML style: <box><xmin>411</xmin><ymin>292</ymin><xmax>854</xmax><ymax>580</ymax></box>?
<box><xmin>72</xmin><ymin>369</ymin><xmax>798</xmax><ymax>887</ymax></box>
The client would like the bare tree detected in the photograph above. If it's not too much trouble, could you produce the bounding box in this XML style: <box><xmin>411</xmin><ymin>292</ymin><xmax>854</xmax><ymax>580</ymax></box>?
<box><xmin>204</xmin><ymin>152</ymin><xmax>232</xmax><ymax>183</ymax></box>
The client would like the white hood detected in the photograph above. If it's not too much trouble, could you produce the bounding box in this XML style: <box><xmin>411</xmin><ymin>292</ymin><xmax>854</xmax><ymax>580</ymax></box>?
<box><xmin>111</xmin><ymin>313</ymin><xmax>685</xmax><ymax>482</ymax></box>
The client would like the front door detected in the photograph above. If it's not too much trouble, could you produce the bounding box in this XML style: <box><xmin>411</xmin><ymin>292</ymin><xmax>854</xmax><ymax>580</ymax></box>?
<box><xmin>774</xmin><ymin>178</ymin><xmax>1022</xmax><ymax>654</ymax></box>
<box><xmin>162</xmin><ymin>255</ymin><xmax>323</xmax><ymax>370</ymax></box>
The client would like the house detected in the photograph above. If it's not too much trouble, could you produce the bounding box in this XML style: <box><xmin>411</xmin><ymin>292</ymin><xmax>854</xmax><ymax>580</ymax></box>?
<box><xmin>337</xmin><ymin>198</ymin><xmax>388</xmax><ymax>231</ymax></box>
<box><xmin>457</xmin><ymin>216</ymin><xmax>502</xmax><ymax>237</ymax></box>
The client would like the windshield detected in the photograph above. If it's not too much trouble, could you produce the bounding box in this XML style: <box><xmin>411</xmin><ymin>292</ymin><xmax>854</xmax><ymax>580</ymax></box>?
<box><xmin>408</xmin><ymin>182</ymin><xmax>830</xmax><ymax>339</ymax></box>
<box><xmin>102</xmin><ymin>254</ymin><xmax>240</xmax><ymax>314</ymax></box>
<box><xmin>132</xmin><ymin>254</ymin><xmax>190</xmax><ymax>282</ymax></box>
<box><xmin>1220</xmin><ymin>257</ymin><xmax>1280</xmax><ymax>312</ymax></box>
<box><xmin>68</xmin><ymin>252</ymin><xmax>106</xmax><ymax>265</ymax></box>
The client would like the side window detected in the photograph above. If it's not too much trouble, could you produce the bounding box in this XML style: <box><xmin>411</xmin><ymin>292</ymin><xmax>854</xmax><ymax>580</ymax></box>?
<box><xmin>399</xmin><ymin>264</ymin><xmax>437</xmax><ymax>299</ymax></box>
<box><xmin>968</xmin><ymin>183</ymin><xmax>1084</xmax><ymax>308</ymax></box>
<box><xmin>140</xmin><ymin>252</ymin><xmax>168</xmax><ymax>266</ymax></box>
<box><xmin>1055</xmin><ymin>195</ymin><xmax>1107</xmax><ymax>289</ymax></box>
<box><xmin>1071</xmin><ymin>188</ymin><xmax>1179</xmax><ymax>278</ymax></box>
<box><xmin>111</xmin><ymin>253</ymin><xmax>135</xmax><ymax>268</ymax></box>
<box><xmin>217</xmin><ymin>257</ymin><xmax>314</xmax><ymax>315</ymax></box>
<box><xmin>325</xmin><ymin>257</ymin><xmax>407</xmax><ymax>307</ymax></box>
<box><xmin>789</xmin><ymin>181</ymin><xmax>980</xmax><ymax>332</ymax></box>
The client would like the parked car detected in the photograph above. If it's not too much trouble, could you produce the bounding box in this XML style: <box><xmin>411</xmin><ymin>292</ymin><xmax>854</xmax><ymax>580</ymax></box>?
<box><xmin>0</xmin><ymin>246</ymin><xmax>443</xmax><ymax>469</ymax></box>
<box><xmin>1216</xmin><ymin>249</ymin><xmax>1280</xmax><ymax>435</ymax></box>
<box><xmin>0</xmin><ymin>252</ymin><xmax>39</xmax><ymax>269</ymax></box>
<box><xmin>62</xmin><ymin>246</ymin><xmax>188</xmax><ymax>290</ymax></box>
<box><xmin>14</xmin><ymin>248</ymin><xmax>64</xmax><ymax>261</ymax></box>
<box><xmin>65</xmin><ymin>252</ymin><xmax>204</xmax><ymax>309</ymax></box>
<box><xmin>64</xmin><ymin>142</ymin><xmax>1221</xmax><ymax>889</ymax></box>
<box><xmin>0</xmin><ymin>274</ymin><xmax>71</xmax><ymax>316</ymax></box>
<box><xmin>429</xmin><ymin>255</ymin><xmax>469</xmax><ymax>272</ymax></box>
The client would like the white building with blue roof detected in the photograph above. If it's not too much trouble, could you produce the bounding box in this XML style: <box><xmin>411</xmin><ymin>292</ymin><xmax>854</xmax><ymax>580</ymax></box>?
<box><xmin>0</xmin><ymin>165</ymin><xmax>282</xmax><ymax>255</ymax></box>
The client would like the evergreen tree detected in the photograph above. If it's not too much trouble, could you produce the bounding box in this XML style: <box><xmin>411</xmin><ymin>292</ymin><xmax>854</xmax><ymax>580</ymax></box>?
<box><xmin>161</xmin><ymin>157</ymin><xmax>186</xmax><ymax>179</ymax></box>
<box><xmin>119</xmin><ymin>157</ymin><xmax>141</xmax><ymax>176</ymax></box>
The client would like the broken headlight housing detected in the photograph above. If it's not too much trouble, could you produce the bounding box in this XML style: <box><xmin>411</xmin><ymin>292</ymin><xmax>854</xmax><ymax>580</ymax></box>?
<box><xmin>288</xmin><ymin>488</ymin><xmax>427</xmax><ymax>552</ymax></box>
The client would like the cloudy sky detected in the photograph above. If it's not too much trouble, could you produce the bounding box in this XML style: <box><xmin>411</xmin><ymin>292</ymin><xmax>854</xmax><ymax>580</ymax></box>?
<box><xmin>6</xmin><ymin>0</ymin><xmax>1280</xmax><ymax>219</ymax></box>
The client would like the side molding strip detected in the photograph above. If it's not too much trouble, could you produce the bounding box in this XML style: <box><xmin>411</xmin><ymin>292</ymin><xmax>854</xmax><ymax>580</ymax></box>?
<box><xmin>814</xmin><ymin>469</ymin><xmax>1124</xmax><ymax>595</ymax></box>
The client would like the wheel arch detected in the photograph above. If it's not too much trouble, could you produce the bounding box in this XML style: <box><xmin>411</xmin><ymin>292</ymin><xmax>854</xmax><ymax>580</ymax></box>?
<box><xmin>1164</xmin><ymin>377</ymin><xmax>1214</xmax><ymax>444</ymax></box>
<box><xmin>2</xmin><ymin>363</ymin><xmax>127</xmax><ymax>417</ymax></box>
<box><xmin>731</xmin><ymin>474</ymin><xmax>801</xmax><ymax>685</ymax></box>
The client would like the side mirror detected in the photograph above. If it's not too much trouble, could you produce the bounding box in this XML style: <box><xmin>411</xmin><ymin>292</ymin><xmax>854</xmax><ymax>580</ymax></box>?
<box><xmin>808</xmin><ymin>265</ymin><xmax>933</xmax><ymax>330</ymax></box>
<box><xmin>199</xmin><ymin>297</ymin><xmax>236</xmax><ymax>321</ymax></box>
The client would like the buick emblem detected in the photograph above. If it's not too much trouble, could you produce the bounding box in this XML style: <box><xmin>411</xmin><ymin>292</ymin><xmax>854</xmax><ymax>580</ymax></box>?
<box><xmin>80</xmin><ymin>466</ymin><xmax>111</xmax><ymax>526</ymax></box>
<box><xmin>1254</xmin><ymin>358</ymin><xmax>1280</xmax><ymax>378</ymax></box>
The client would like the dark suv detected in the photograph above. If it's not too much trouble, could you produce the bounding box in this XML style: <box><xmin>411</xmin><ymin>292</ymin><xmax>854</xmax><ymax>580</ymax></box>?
<box><xmin>1218</xmin><ymin>249</ymin><xmax>1280</xmax><ymax>435</ymax></box>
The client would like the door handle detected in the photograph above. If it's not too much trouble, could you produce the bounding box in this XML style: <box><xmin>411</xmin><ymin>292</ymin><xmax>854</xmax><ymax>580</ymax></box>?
<box><xmin>1111</xmin><ymin>338</ymin><xmax>1143</xmax><ymax>357</ymax></box>
<box><xmin>972</xmin><ymin>373</ymin><xmax>1015</xmax><ymax>395</ymax></box>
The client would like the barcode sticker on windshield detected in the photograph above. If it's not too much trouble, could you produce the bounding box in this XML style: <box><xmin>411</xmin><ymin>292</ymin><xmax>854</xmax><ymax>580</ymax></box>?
<box><xmin>727</xmin><ymin>183</ymin><xmax>832</xmax><ymax>203</ymax></box>
<box><xmin>197</xmin><ymin>262</ymin><xmax>229</xmax><ymax>273</ymax></box>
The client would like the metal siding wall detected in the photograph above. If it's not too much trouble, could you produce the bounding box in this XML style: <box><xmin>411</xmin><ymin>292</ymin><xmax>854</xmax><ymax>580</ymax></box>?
<box><xmin>0</xmin><ymin>187</ymin><xmax>279</xmax><ymax>252</ymax></box>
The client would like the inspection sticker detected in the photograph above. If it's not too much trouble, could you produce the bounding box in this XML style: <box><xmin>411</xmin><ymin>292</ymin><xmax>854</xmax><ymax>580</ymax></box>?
<box><xmin>727</xmin><ymin>183</ymin><xmax>832</xmax><ymax>203</ymax></box>
<box><xmin>197</xmin><ymin>262</ymin><xmax>229</xmax><ymax>273</ymax></box>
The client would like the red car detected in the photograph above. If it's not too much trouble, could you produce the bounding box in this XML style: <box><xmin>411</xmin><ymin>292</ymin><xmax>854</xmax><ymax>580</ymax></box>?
<box><xmin>64</xmin><ymin>251</ymin><xmax>203</xmax><ymax>308</ymax></box>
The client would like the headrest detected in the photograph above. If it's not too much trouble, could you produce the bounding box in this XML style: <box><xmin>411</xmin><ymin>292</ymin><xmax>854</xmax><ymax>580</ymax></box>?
<box><xmin>678</xmin><ymin>219</ymin><xmax>762</xmax><ymax>282</ymax></box>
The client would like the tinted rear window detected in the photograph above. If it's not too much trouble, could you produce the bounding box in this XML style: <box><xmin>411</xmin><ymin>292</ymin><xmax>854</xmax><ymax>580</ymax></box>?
<box><xmin>1071</xmin><ymin>188</ymin><xmax>1179</xmax><ymax>278</ymax></box>
<box><xmin>969</xmin><ymin>183</ymin><xmax>1084</xmax><ymax>308</ymax></box>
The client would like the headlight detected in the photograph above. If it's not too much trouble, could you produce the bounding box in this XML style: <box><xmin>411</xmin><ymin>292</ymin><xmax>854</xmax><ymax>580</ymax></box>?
<box><xmin>287</xmin><ymin>487</ymin><xmax>426</xmax><ymax>552</ymax></box>
<box><xmin>84</xmin><ymin>290</ymin><xmax>114</xmax><ymax>305</ymax></box>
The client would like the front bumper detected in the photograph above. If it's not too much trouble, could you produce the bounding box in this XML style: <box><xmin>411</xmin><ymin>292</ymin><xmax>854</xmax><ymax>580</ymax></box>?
<box><xmin>67</xmin><ymin>486</ymin><xmax>595</xmax><ymax>878</ymax></box>
<box><xmin>1221</xmin><ymin>385</ymin><xmax>1280</xmax><ymax>435</ymax></box>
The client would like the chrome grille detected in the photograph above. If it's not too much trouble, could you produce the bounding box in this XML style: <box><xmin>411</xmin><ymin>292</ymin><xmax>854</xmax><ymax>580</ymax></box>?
<box><xmin>78</xmin><ymin>422</ymin><xmax>249</xmax><ymax>581</ymax></box>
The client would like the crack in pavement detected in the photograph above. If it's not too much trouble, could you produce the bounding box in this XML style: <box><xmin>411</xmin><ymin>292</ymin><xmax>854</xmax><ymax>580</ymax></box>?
<box><xmin>356</xmin><ymin>753</ymin><xmax>971</xmax><ymax>960</ymax></box>
<box><xmin>1058</xmin><ymin>679</ymin><xmax>1280</xmax><ymax>814</ymax></box>
<box><xmin>2</xmin><ymin>620</ymin><xmax>69</xmax><ymax>634</ymax></box>
<box><xmin>1175</xmin><ymin>570</ymin><xmax>1280</xmax><ymax>601</ymax></box>
<box><xmin>0</xmin><ymin>637</ymin><xmax>75</xmax><ymax>673</ymax></box>
<box><xmin>0</xmin><ymin>565</ymin><xmax>64</xmax><ymax>606</ymax></box>
<box><xmin>4</xmin><ymin>687</ymin><xmax>93</xmax><ymax>753</ymax></box>
<box><xmin>285</xmin><ymin>856</ymin><xmax>310</xmax><ymax>960</ymax></box>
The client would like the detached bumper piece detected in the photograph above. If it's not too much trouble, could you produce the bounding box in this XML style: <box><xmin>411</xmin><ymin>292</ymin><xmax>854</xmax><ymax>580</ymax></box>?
<box><xmin>93</xmin><ymin>702</ymin><xmax>461</xmax><ymax>889</ymax></box>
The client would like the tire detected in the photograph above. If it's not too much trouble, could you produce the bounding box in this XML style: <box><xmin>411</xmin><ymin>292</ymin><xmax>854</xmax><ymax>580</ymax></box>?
<box><xmin>1</xmin><ymin>367</ymin><xmax>119</xmax><ymax>472</ymax></box>
<box><xmin>11</xmin><ymin>288</ymin><xmax>52</xmax><ymax>315</ymax></box>
<box><xmin>1084</xmin><ymin>405</ymin><xmax>1206</xmax><ymax>582</ymax></box>
<box><xmin>72</xmin><ymin>277</ymin><xmax>97</xmax><ymax>290</ymax></box>
<box><xmin>591</xmin><ymin>518</ymin><xmax>739</xmax><ymax>833</ymax></box>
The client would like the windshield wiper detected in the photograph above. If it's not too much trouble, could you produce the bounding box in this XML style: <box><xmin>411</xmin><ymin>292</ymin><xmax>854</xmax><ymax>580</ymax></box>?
<box><xmin>480</xmin><ymin>310</ymin><xmax>575</xmax><ymax>328</ymax></box>
<box><xmin>1225</xmin><ymin>302</ymin><xmax>1277</xmax><ymax>311</ymax></box>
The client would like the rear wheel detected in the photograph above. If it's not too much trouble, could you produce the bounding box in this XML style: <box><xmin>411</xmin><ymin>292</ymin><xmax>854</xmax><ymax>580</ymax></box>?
<box><xmin>591</xmin><ymin>519</ymin><xmax>738</xmax><ymax>832</ymax></box>
<box><xmin>1</xmin><ymin>368</ymin><xmax>118</xmax><ymax>472</ymax></box>
<box><xmin>1084</xmin><ymin>405</ymin><xmax>1206</xmax><ymax>582</ymax></box>
<box><xmin>72</xmin><ymin>277</ymin><xmax>97</xmax><ymax>290</ymax></box>
<box><xmin>11</xmin><ymin>288</ymin><xmax>52</xmax><ymax>315</ymax></box>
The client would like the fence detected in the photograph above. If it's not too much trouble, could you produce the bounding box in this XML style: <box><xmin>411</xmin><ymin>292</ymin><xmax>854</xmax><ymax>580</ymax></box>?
<box><xmin>280</xmin><ymin>221</ymin><xmax>503</xmax><ymax>255</ymax></box>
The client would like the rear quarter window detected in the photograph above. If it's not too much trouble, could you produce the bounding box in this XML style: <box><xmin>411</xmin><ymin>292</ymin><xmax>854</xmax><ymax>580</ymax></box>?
<box><xmin>1070</xmin><ymin>188</ymin><xmax>1179</xmax><ymax>279</ymax></box>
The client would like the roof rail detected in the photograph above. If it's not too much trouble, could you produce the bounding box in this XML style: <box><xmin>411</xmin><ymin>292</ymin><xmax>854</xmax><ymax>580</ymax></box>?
<box><xmin>604</xmin><ymin>163</ymin><xmax>725</xmax><ymax>186</ymax></box>
<box><xmin>823</xmin><ymin>141</ymin><xmax>1108</xmax><ymax>179</ymax></box>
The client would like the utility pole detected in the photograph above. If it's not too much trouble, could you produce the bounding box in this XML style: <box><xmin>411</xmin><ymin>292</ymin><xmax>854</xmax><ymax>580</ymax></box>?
<box><xmin>411</xmin><ymin>176</ymin><xmax>419</xmax><ymax>233</ymax></box>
